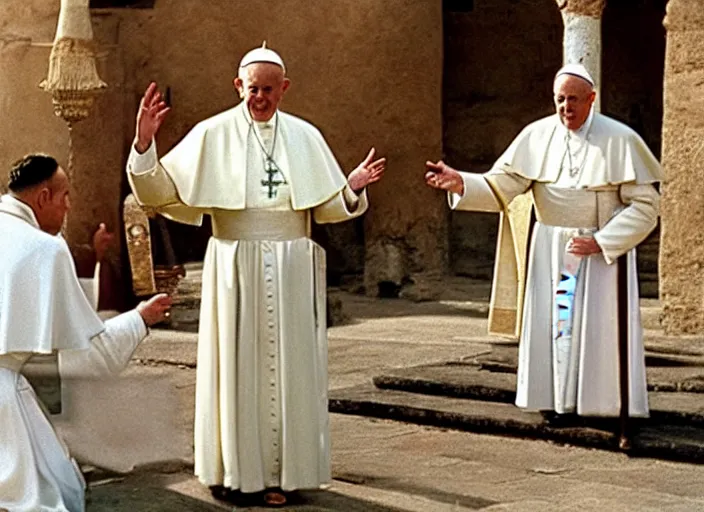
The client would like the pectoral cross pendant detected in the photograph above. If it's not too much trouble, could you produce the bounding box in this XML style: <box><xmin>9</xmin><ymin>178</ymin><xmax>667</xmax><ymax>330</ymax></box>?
<box><xmin>261</xmin><ymin>158</ymin><xmax>287</xmax><ymax>199</ymax></box>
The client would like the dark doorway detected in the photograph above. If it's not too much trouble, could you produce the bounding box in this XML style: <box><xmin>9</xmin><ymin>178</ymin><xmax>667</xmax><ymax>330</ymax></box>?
<box><xmin>443</xmin><ymin>0</ymin><xmax>562</xmax><ymax>279</ymax></box>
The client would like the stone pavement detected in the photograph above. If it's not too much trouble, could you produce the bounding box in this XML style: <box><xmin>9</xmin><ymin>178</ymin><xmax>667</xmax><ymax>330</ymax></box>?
<box><xmin>325</xmin><ymin>287</ymin><xmax>704</xmax><ymax>463</ymax></box>
<box><xmin>84</xmin><ymin>416</ymin><xmax>704</xmax><ymax>511</ymax></box>
<box><xmin>80</xmin><ymin>275</ymin><xmax>704</xmax><ymax>510</ymax></box>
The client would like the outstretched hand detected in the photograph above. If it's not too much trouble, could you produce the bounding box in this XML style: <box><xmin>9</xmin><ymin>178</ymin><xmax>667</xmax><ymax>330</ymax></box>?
<box><xmin>424</xmin><ymin>160</ymin><xmax>464</xmax><ymax>195</ymax></box>
<box><xmin>347</xmin><ymin>148</ymin><xmax>386</xmax><ymax>193</ymax></box>
<box><xmin>135</xmin><ymin>82</ymin><xmax>170</xmax><ymax>153</ymax></box>
<box><xmin>136</xmin><ymin>293</ymin><xmax>173</xmax><ymax>326</ymax></box>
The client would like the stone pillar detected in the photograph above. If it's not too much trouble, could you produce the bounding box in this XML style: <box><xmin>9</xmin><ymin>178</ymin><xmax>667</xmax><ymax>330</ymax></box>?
<box><xmin>659</xmin><ymin>0</ymin><xmax>704</xmax><ymax>334</ymax></box>
<box><xmin>556</xmin><ymin>0</ymin><xmax>605</xmax><ymax>108</ymax></box>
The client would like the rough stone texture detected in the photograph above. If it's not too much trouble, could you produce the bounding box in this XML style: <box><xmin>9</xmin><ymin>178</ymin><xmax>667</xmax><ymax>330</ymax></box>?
<box><xmin>329</xmin><ymin>384</ymin><xmax>704</xmax><ymax>463</ymax></box>
<box><xmin>372</xmin><ymin>364</ymin><xmax>704</xmax><ymax>423</ymax></box>
<box><xmin>659</xmin><ymin>0</ymin><xmax>704</xmax><ymax>334</ymax></box>
<box><xmin>557</xmin><ymin>0</ymin><xmax>605</xmax><ymax>18</ymax></box>
<box><xmin>358</xmin><ymin>3</ymin><xmax>445</xmax><ymax>296</ymax></box>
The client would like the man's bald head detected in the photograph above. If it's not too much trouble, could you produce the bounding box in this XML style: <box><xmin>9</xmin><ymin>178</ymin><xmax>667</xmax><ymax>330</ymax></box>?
<box><xmin>553</xmin><ymin>73</ymin><xmax>596</xmax><ymax>131</ymax></box>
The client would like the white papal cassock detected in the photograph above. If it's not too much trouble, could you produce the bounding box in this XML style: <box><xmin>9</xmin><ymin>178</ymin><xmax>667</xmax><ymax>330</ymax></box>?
<box><xmin>450</xmin><ymin>110</ymin><xmax>662</xmax><ymax>417</ymax></box>
<box><xmin>0</xmin><ymin>195</ymin><xmax>149</xmax><ymax>512</ymax></box>
<box><xmin>127</xmin><ymin>103</ymin><xmax>368</xmax><ymax>491</ymax></box>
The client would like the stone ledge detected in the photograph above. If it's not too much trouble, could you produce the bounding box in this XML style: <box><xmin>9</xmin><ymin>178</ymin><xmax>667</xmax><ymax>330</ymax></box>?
<box><xmin>330</xmin><ymin>384</ymin><xmax>704</xmax><ymax>464</ymax></box>
<box><xmin>372</xmin><ymin>364</ymin><xmax>704</xmax><ymax>427</ymax></box>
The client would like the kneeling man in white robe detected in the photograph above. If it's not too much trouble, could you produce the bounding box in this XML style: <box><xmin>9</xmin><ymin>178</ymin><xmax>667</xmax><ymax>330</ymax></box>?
<box><xmin>126</xmin><ymin>44</ymin><xmax>385</xmax><ymax>505</ymax></box>
<box><xmin>0</xmin><ymin>154</ymin><xmax>172</xmax><ymax>512</ymax></box>
<box><xmin>425</xmin><ymin>65</ymin><xmax>661</xmax><ymax>421</ymax></box>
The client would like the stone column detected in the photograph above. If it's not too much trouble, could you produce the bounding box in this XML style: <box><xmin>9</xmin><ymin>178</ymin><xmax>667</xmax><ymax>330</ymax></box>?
<box><xmin>556</xmin><ymin>0</ymin><xmax>605</xmax><ymax>108</ymax></box>
<box><xmin>659</xmin><ymin>0</ymin><xmax>704</xmax><ymax>334</ymax></box>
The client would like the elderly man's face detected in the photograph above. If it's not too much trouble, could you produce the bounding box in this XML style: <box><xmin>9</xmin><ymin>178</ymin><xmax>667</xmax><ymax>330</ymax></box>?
<box><xmin>553</xmin><ymin>74</ymin><xmax>596</xmax><ymax>131</ymax></box>
<box><xmin>234</xmin><ymin>63</ymin><xmax>290</xmax><ymax>122</ymax></box>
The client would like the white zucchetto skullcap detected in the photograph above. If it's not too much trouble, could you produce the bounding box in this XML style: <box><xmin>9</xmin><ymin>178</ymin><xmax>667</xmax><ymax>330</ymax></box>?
<box><xmin>555</xmin><ymin>63</ymin><xmax>595</xmax><ymax>87</ymax></box>
<box><xmin>239</xmin><ymin>41</ymin><xmax>286</xmax><ymax>73</ymax></box>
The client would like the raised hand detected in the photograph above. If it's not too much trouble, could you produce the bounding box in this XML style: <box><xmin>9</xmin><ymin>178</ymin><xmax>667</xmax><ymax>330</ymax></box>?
<box><xmin>424</xmin><ymin>160</ymin><xmax>464</xmax><ymax>195</ymax></box>
<box><xmin>136</xmin><ymin>293</ymin><xmax>173</xmax><ymax>326</ymax></box>
<box><xmin>92</xmin><ymin>223</ymin><xmax>114</xmax><ymax>263</ymax></box>
<box><xmin>135</xmin><ymin>82</ymin><xmax>170</xmax><ymax>153</ymax></box>
<box><xmin>347</xmin><ymin>148</ymin><xmax>386</xmax><ymax>193</ymax></box>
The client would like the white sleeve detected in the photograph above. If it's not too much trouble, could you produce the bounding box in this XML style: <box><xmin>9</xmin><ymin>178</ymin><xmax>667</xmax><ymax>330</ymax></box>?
<box><xmin>126</xmin><ymin>142</ymin><xmax>181</xmax><ymax>207</ymax></box>
<box><xmin>449</xmin><ymin>170</ymin><xmax>532</xmax><ymax>212</ymax></box>
<box><xmin>313</xmin><ymin>186</ymin><xmax>369</xmax><ymax>224</ymax></box>
<box><xmin>127</xmin><ymin>141</ymin><xmax>159</xmax><ymax>176</ymax></box>
<box><xmin>594</xmin><ymin>183</ymin><xmax>660</xmax><ymax>265</ymax></box>
<box><xmin>77</xmin><ymin>263</ymin><xmax>100</xmax><ymax>310</ymax></box>
<box><xmin>58</xmin><ymin>310</ymin><xmax>147</xmax><ymax>379</ymax></box>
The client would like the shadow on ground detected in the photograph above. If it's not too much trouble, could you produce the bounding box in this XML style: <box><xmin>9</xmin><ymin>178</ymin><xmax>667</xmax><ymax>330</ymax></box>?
<box><xmin>87</xmin><ymin>480</ymin><xmax>408</xmax><ymax>512</ymax></box>
<box><xmin>87</xmin><ymin>484</ymin><xmax>223</xmax><ymax>512</ymax></box>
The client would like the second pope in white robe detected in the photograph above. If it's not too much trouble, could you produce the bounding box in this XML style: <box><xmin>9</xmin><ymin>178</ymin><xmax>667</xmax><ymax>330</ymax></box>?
<box><xmin>450</xmin><ymin>110</ymin><xmax>662</xmax><ymax>417</ymax></box>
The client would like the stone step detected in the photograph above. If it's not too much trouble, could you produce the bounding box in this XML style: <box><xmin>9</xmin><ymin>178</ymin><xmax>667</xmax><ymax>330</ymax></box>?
<box><xmin>329</xmin><ymin>384</ymin><xmax>704</xmax><ymax>464</ymax></box>
<box><xmin>371</xmin><ymin>364</ymin><xmax>704</xmax><ymax>427</ymax></box>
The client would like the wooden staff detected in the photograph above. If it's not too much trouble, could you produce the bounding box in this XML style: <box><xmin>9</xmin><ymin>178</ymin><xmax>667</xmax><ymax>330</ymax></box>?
<box><xmin>617</xmin><ymin>252</ymin><xmax>631</xmax><ymax>450</ymax></box>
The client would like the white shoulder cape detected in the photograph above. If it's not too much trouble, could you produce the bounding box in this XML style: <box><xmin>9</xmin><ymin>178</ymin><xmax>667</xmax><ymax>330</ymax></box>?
<box><xmin>160</xmin><ymin>103</ymin><xmax>347</xmax><ymax>211</ymax></box>
<box><xmin>0</xmin><ymin>195</ymin><xmax>104</xmax><ymax>354</ymax></box>
<box><xmin>494</xmin><ymin>113</ymin><xmax>663</xmax><ymax>186</ymax></box>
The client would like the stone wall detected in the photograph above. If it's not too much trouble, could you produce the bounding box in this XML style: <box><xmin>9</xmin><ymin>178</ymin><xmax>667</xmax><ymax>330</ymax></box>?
<box><xmin>659</xmin><ymin>0</ymin><xmax>704</xmax><ymax>333</ymax></box>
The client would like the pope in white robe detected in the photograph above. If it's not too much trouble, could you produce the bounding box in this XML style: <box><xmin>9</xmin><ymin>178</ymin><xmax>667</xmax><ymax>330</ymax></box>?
<box><xmin>0</xmin><ymin>155</ymin><xmax>171</xmax><ymax>512</ymax></box>
<box><xmin>426</xmin><ymin>65</ymin><xmax>662</xmax><ymax>419</ymax></box>
<box><xmin>126</xmin><ymin>45</ymin><xmax>385</xmax><ymax>502</ymax></box>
